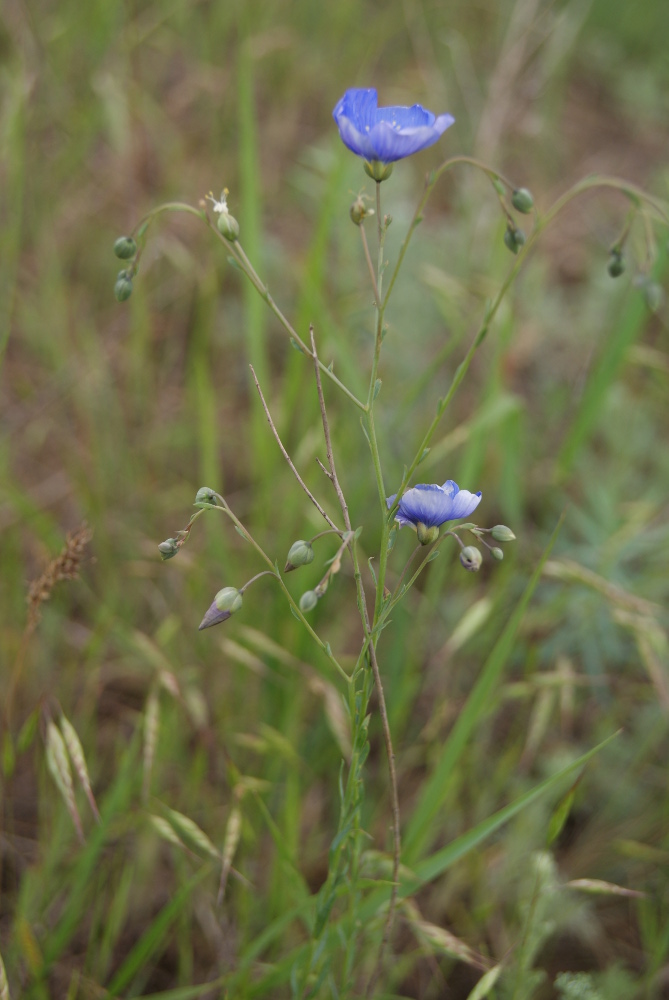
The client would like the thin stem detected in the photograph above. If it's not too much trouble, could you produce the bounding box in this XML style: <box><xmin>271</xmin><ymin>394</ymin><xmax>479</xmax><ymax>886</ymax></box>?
<box><xmin>311</xmin><ymin>329</ymin><xmax>401</xmax><ymax>990</ymax></box>
<box><xmin>250</xmin><ymin>365</ymin><xmax>342</xmax><ymax>533</ymax></box>
<box><xmin>360</xmin><ymin>224</ymin><xmax>380</xmax><ymax>306</ymax></box>
<box><xmin>209</xmin><ymin>496</ymin><xmax>349</xmax><ymax>684</ymax></box>
<box><xmin>240</xmin><ymin>570</ymin><xmax>278</xmax><ymax>593</ymax></box>
<box><xmin>206</xmin><ymin>220</ymin><xmax>366</xmax><ymax>412</ymax></box>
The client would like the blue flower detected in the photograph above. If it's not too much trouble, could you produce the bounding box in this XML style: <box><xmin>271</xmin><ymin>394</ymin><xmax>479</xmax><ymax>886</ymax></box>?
<box><xmin>387</xmin><ymin>480</ymin><xmax>481</xmax><ymax>544</ymax></box>
<box><xmin>332</xmin><ymin>88</ymin><xmax>455</xmax><ymax>165</ymax></box>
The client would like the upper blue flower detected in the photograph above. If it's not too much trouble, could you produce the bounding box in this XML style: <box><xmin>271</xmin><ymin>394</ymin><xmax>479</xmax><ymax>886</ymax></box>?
<box><xmin>332</xmin><ymin>88</ymin><xmax>455</xmax><ymax>164</ymax></box>
<box><xmin>387</xmin><ymin>480</ymin><xmax>482</xmax><ymax>530</ymax></box>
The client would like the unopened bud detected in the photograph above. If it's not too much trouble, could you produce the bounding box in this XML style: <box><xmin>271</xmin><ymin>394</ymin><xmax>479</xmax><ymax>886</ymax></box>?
<box><xmin>490</xmin><ymin>547</ymin><xmax>504</xmax><ymax>561</ymax></box>
<box><xmin>644</xmin><ymin>281</ymin><xmax>664</xmax><ymax>313</ymax></box>
<box><xmin>198</xmin><ymin>587</ymin><xmax>242</xmax><ymax>631</ymax></box>
<box><xmin>216</xmin><ymin>211</ymin><xmax>240</xmax><ymax>242</ymax></box>
<box><xmin>364</xmin><ymin>160</ymin><xmax>393</xmax><ymax>183</ymax></box>
<box><xmin>460</xmin><ymin>546</ymin><xmax>483</xmax><ymax>572</ymax></box>
<box><xmin>158</xmin><ymin>538</ymin><xmax>179</xmax><ymax>561</ymax></box>
<box><xmin>504</xmin><ymin>226</ymin><xmax>526</xmax><ymax>255</ymax></box>
<box><xmin>511</xmin><ymin>188</ymin><xmax>534</xmax><ymax>214</ymax></box>
<box><xmin>194</xmin><ymin>486</ymin><xmax>221</xmax><ymax>507</ymax></box>
<box><xmin>285</xmin><ymin>540</ymin><xmax>315</xmax><ymax>573</ymax></box>
<box><xmin>114</xmin><ymin>272</ymin><xmax>133</xmax><ymax>302</ymax></box>
<box><xmin>299</xmin><ymin>590</ymin><xmax>319</xmax><ymax>613</ymax></box>
<box><xmin>607</xmin><ymin>250</ymin><xmax>625</xmax><ymax>278</ymax></box>
<box><xmin>416</xmin><ymin>522</ymin><xmax>440</xmax><ymax>546</ymax></box>
<box><xmin>490</xmin><ymin>524</ymin><xmax>516</xmax><ymax>543</ymax></box>
<box><xmin>113</xmin><ymin>236</ymin><xmax>137</xmax><ymax>260</ymax></box>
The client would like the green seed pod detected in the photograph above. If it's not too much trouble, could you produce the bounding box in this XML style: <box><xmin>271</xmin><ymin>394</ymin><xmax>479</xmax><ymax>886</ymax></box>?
<box><xmin>504</xmin><ymin>226</ymin><xmax>526</xmax><ymax>255</ymax></box>
<box><xmin>194</xmin><ymin>486</ymin><xmax>220</xmax><ymax>507</ymax></box>
<box><xmin>460</xmin><ymin>545</ymin><xmax>483</xmax><ymax>572</ymax></box>
<box><xmin>416</xmin><ymin>522</ymin><xmax>440</xmax><ymax>546</ymax></box>
<box><xmin>113</xmin><ymin>236</ymin><xmax>137</xmax><ymax>260</ymax></box>
<box><xmin>607</xmin><ymin>250</ymin><xmax>625</xmax><ymax>278</ymax></box>
<box><xmin>364</xmin><ymin>160</ymin><xmax>394</xmax><ymax>183</ymax></box>
<box><xmin>158</xmin><ymin>538</ymin><xmax>179</xmax><ymax>561</ymax></box>
<box><xmin>285</xmin><ymin>539</ymin><xmax>315</xmax><ymax>573</ymax></box>
<box><xmin>215</xmin><ymin>587</ymin><xmax>243</xmax><ymax>614</ymax></box>
<box><xmin>511</xmin><ymin>188</ymin><xmax>534</xmax><ymax>214</ymax></box>
<box><xmin>350</xmin><ymin>195</ymin><xmax>373</xmax><ymax>226</ymax></box>
<box><xmin>490</xmin><ymin>547</ymin><xmax>504</xmax><ymax>561</ymax></box>
<box><xmin>491</xmin><ymin>524</ymin><xmax>516</xmax><ymax>543</ymax></box>
<box><xmin>114</xmin><ymin>274</ymin><xmax>133</xmax><ymax>302</ymax></box>
<box><xmin>299</xmin><ymin>590</ymin><xmax>319</xmax><ymax>613</ymax></box>
<box><xmin>216</xmin><ymin>211</ymin><xmax>240</xmax><ymax>242</ymax></box>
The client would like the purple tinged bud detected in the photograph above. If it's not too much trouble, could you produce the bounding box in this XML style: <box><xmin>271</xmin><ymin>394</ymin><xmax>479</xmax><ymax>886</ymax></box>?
<box><xmin>285</xmin><ymin>540</ymin><xmax>315</xmax><ymax>573</ymax></box>
<box><xmin>460</xmin><ymin>546</ymin><xmax>483</xmax><ymax>572</ymax></box>
<box><xmin>198</xmin><ymin>587</ymin><xmax>242</xmax><ymax>631</ymax></box>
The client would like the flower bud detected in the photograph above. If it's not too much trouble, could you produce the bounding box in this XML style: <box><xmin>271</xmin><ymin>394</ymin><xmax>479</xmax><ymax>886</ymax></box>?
<box><xmin>490</xmin><ymin>547</ymin><xmax>504</xmax><ymax>561</ymax></box>
<box><xmin>504</xmin><ymin>226</ymin><xmax>526</xmax><ymax>255</ymax></box>
<box><xmin>511</xmin><ymin>188</ymin><xmax>534</xmax><ymax>214</ymax></box>
<box><xmin>113</xmin><ymin>236</ymin><xmax>137</xmax><ymax>260</ymax></box>
<box><xmin>607</xmin><ymin>250</ymin><xmax>625</xmax><ymax>278</ymax></box>
<box><xmin>490</xmin><ymin>524</ymin><xmax>516</xmax><ymax>543</ymax></box>
<box><xmin>460</xmin><ymin>546</ymin><xmax>483</xmax><ymax>572</ymax></box>
<box><xmin>364</xmin><ymin>160</ymin><xmax>394</xmax><ymax>183</ymax></box>
<box><xmin>215</xmin><ymin>587</ymin><xmax>243</xmax><ymax>613</ymax></box>
<box><xmin>284</xmin><ymin>539</ymin><xmax>315</xmax><ymax>573</ymax></box>
<box><xmin>416</xmin><ymin>522</ymin><xmax>440</xmax><ymax>546</ymax></box>
<box><xmin>194</xmin><ymin>486</ymin><xmax>221</xmax><ymax>507</ymax></box>
<box><xmin>114</xmin><ymin>272</ymin><xmax>133</xmax><ymax>302</ymax></box>
<box><xmin>198</xmin><ymin>587</ymin><xmax>242</xmax><ymax>630</ymax></box>
<box><xmin>643</xmin><ymin>281</ymin><xmax>664</xmax><ymax>313</ymax></box>
<box><xmin>299</xmin><ymin>590</ymin><xmax>319</xmax><ymax>613</ymax></box>
<box><xmin>216</xmin><ymin>211</ymin><xmax>240</xmax><ymax>242</ymax></box>
<box><xmin>158</xmin><ymin>538</ymin><xmax>179</xmax><ymax>561</ymax></box>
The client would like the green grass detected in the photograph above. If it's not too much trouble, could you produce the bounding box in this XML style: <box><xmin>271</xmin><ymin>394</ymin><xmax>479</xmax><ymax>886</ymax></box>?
<box><xmin>1</xmin><ymin>0</ymin><xmax>669</xmax><ymax>997</ymax></box>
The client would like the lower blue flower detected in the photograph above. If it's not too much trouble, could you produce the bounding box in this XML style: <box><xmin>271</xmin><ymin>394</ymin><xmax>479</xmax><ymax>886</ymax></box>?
<box><xmin>332</xmin><ymin>88</ymin><xmax>455</xmax><ymax>164</ymax></box>
<box><xmin>387</xmin><ymin>480</ymin><xmax>482</xmax><ymax>538</ymax></box>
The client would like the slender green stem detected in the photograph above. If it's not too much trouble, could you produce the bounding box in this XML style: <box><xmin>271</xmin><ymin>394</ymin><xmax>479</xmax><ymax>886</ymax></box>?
<box><xmin>209</xmin><ymin>496</ymin><xmax>350</xmax><ymax>684</ymax></box>
<box><xmin>360</xmin><ymin>223</ymin><xmax>380</xmax><ymax>306</ymax></box>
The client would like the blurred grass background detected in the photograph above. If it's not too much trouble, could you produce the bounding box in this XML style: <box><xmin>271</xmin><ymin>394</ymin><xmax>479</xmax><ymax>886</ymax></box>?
<box><xmin>1</xmin><ymin>0</ymin><xmax>669</xmax><ymax>996</ymax></box>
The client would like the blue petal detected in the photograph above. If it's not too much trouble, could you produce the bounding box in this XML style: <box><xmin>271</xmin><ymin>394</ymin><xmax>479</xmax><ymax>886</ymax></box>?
<box><xmin>450</xmin><ymin>489</ymin><xmax>482</xmax><ymax>519</ymax></box>
<box><xmin>333</xmin><ymin>89</ymin><xmax>455</xmax><ymax>164</ymax></box>
<box><xmin>397</xmin><ymin>484</ymin><xmax>451</xmax><ymax>528</ymax></box>
<box><xmin>392</xmin><ymin>480</ymin><xmax>482</xmax><ymax>528</ymax></box>
<box><xmin>333</xmin><ymin>88</ymin><xmax>378</xmax><ymax>130</ymax></box>
<box><xmin>371</xmin><ymin>103</ymin><xmax>435</xmax><ymax>129</ymax></box>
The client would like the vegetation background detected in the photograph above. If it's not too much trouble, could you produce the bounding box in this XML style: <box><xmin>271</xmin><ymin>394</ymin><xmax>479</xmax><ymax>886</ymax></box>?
<box><xmin>1</xmin><ymin>0</ymin><xmax>668</xmax><ymax>996</ymax></box>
